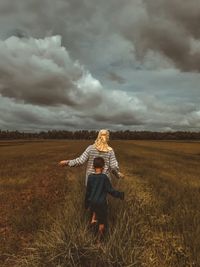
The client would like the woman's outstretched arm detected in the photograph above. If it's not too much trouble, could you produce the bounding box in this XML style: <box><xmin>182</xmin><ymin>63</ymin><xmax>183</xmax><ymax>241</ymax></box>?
<box><xmin>59</xmin><ymin>145</ymin><xmax>91</xmax><ymax>167</ymax></box>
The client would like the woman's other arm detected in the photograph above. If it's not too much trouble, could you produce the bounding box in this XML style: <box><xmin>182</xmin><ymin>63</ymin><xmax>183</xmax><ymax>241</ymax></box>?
<box><xmin>109</xmin><ymin>149</ymin><xmax>119</xmax><ymax>171</ymax></box>
<box><xmin>109</xmin><ymin>150</ymin><xmax>124</xmax><ymax>179</ymax></box>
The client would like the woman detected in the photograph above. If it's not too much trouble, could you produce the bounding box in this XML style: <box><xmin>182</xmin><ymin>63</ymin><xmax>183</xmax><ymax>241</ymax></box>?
<box><xmin>59</xmin><ymin>129</ymin><xmax>123</xmax><ymax>185</ymax></box>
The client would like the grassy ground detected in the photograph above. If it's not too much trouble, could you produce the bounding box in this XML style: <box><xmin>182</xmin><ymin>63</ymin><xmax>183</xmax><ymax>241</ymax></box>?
<box><xmin>1</xmin><ymin>140</ymin><xmax>200</xmax><ymax>266</ymax></box>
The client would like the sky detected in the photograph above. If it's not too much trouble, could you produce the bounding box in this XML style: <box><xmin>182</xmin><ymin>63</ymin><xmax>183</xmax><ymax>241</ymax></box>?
<box><xmin>0</xmin><ymin>0</ymin><xmax>200</xmax><ymax>132</ymax></box>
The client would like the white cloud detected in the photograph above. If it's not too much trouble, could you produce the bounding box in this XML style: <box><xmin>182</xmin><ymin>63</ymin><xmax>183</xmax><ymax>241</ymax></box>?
<box><xmin>0</xmin><ymin>35</ymin><xmax>89</xmax><ymax>106</ymax></box>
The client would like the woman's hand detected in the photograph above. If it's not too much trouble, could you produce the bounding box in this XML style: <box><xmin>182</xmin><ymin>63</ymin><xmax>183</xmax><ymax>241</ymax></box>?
<box><xmin>118</xmin><ymin>172</ymin><xmax>125</xmax><ymax>179</ymax></box>
<box><xmin>58</xmin><ymin>160</ymin><xmax>69</xmax><ymax>166</ymax></box>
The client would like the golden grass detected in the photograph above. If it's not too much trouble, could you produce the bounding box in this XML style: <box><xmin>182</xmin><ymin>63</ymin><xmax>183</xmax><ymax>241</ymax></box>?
<box><xmin>1</xmin><ymin>140</ymin><xmax>200</xmax><ymax>266</ymax></box>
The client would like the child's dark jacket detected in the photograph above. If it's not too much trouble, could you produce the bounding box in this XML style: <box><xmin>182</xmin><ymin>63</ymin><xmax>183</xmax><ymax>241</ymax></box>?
<box><xmin>85</xmin><ymin>173</ymin><xmax>124</xmax><ymax>209</ymax></box>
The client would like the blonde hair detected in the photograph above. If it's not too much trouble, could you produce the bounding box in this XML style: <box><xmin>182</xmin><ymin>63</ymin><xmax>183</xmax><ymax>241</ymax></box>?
<box><xmin>94</xmin><ymin>129</ymin><xmax>112</xmax><ymax>152</ymax></box>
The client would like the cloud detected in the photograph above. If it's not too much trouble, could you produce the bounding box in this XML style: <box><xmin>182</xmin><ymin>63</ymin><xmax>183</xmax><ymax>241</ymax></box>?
<box><xmin>0</xmin><ymin>94</ymin><xmax>143</xmax><ymax>131</ymax></box>
<box><xmin>108</xmin><ymin>72</ymin><xmax>126</xmax><ymax>84</ymax></box>
<box><xmin>0</xmin><ymin>35</ymin><xmax>146</xmax><ymax>129</ymax></box>
<box><xmin>123</xmin><ymin>0</ymin><xmax>200</xmax><ymax>72</ymax></box>
<box><xmin>0</xmin><ymin>0</ymin><xmax>199</xmax><ymax>131</ymax></box>
<box><xmin>0</xmin><ymin>34</ymin><xmax>199</xmax><ymax>132</ymax></box>
<box><xmin>1</xmin><ymin>0</ymin><xmax>200</xmax><ymax>73</ymax></box>
<box><xmin>0</xmin><ymin>96</ymin><xmax>84</xmax><ymax>131</ymax></box>
<box><xmin>0</xmin><ymin>35</ymin><xmax>103</xmax><ymax>108</ymax></box>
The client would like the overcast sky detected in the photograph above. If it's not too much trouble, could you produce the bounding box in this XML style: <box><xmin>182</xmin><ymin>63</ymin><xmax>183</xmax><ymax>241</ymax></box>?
<box><xmin>0</xmin><ymin>0</ymin><xmax>200</xmax><ymax>132</ymax></box>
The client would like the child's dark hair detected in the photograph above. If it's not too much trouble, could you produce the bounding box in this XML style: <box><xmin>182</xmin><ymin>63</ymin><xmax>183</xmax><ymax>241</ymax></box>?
<box><xmin>93</xmin><ymin>157</ymin><xmax>105</xmax><ymax>169</ymax></box>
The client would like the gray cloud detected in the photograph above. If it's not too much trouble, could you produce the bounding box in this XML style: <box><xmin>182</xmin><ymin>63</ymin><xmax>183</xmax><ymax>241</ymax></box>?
<box><xmin>127</xmin><ymin>0</ymin><xmax>200</xmax><ymax>72</ymax></box>
<box><xmin>0</xmin><ymin>35</ymin><xmax>146</xmax><ymax>129</ymax></box>
<box><xmin>0</xmin><ymin>0</ymin><xmax>199</xmax><ymax>131</ymax></box>
<box><xmin>108</xmin><ymin>72</ymin><xmax>126</xmax><ymax>84</ymax></box>
<box><xmin>0</xmin><ymin>96</ymin><xmax>81</xmax><ymax>131</ymax></box>
<box><xmin>1</xmin><ymin>92</ymin><xmax>199</xmax><ymax>132</ymax></box>
<box><xmin>143</xmin><ymin>0</ymin><xmax>200</xmax><ymax>39</ymax></box>
<box><xmin>0</xmin><ymin>36</ymin><xmax>103</xmax><ymax>108</ymax></box>
<box><xmin>1</xmin><ymin>0</ymin><xmax>200</xmax><ymax>73</ymax></box>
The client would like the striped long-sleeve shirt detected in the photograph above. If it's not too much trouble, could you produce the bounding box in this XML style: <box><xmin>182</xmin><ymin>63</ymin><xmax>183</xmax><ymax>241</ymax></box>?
<box><xmin>68</xmin><ymin>144</ymin><xmax>119</xmax><ymax>185</ymax></box>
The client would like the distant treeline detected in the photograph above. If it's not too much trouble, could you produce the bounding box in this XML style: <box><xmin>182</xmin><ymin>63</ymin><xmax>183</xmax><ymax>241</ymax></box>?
<box><xmin>0</xmin><ymin>130</ymin><xmax>200</xmax><ymax>140</ymax></box>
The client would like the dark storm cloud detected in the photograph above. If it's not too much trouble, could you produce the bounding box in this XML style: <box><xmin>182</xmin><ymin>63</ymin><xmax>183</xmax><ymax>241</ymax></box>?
<box><xmin>0</xmin><ymin>35</ymin><xmax>145</xmax><ymax>129</ymax></box>
<box><xmin>108</xmin><ymin>72</ymin><xmax>126</xmax><ymax>84</ymax></box>
<box><xmin>0</xmin><ymin>36</ymin><xmax>104</xmax><ymax>108</ymax></box>
<box><xmin>0</xmin><ymin>95</ymin><xmax>144</xmax><ymax>131</ymax></box>
<box><xmin>94</xmin><ymin>113</ymin><xmax>142</xmax><ymax>126</ymax></box>
<box><xmin>14</xmin><ymin>109</ymin><xmax>42</xmax><ymax>124</ymax></box>
<box><xmin>1</xmin><ymin>0</ymin><xmax>200</xmax><ymax>72</ymax></box>
<box><xmin>143</xmin><ymin>0</ymin><xmax>200</xmax><ymax>39</ymax></box>
<box><xmin>128</xmin><ymin>0</ymin><xmax>200</xmax><ymax>72</ymax></box>
<box><xmin>0</xmin><ymin>96</ymin><xmax>80</xmax><ymax>131</ymax></box>
<box><xmin>0</xmin><ymin>0</ymin><xmax>199</xmax><ymax>131</ymax></box>
<box><xmin>8</xmin><ymin>28</ymin><xmax>29</xmax><ymax>39</ymax></box>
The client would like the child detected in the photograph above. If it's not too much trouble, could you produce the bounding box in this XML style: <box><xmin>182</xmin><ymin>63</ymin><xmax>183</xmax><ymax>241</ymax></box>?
<box><xmin>85</xmin><ymin>157</ymin><xmax>124</xmax><ymax>238</ymax></box>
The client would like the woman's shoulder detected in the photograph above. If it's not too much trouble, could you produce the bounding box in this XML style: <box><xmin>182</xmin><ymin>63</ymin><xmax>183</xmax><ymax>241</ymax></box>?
<box><xmin>108</xmin><ymin>147</ymin><xmax>113</xmax><ymax>152</ymax></box>
<box><xmin>85</xmin><ymin>144</ymin><xmax>94</xmax><ymax>151</ymax></box>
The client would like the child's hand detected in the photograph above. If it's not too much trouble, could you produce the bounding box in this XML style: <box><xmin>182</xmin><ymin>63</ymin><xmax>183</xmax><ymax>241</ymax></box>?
<box><xmin>58</xmin><ymin>160</ymin><xmax>69</xmax><ymax>166</ymax></box>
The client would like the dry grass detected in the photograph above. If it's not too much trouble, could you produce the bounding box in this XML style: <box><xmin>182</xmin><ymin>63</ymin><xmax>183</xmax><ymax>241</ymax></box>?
<box><xmin>0</xmin><ymin>140</ymin><xmax>200</xmax><ymax>266</ymax></box>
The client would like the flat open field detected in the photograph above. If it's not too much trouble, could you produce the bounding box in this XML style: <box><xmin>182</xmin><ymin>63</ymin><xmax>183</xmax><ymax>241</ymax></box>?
<box><xmin>1</xmin><ymin>140</ymin><xmax>200</xmax><ymax>267</ymax></box>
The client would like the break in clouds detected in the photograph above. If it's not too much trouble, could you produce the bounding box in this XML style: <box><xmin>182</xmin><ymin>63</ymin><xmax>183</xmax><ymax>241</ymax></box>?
<box><xmin>0</xmin><ymin>0</ymin><xmax>200</xmax><ymax>131</ymax></box>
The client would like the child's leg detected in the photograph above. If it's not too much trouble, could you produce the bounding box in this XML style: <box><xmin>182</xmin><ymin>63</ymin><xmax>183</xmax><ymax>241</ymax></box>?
<box><xmin>97</xmin><ymin>205</ymin><xmax>107</xmax><ymax>239</ymax></box>
<box><xmin>91</xmin><ymin>212</ymin><xmax>97</xmax><ymax>224</ymax></box>
<box><xmin>98</xmin><ymin>224</ymin><xmax>105</xmax><ymax>235</ymax></box>
<box><xmin>88</xmin><ymin>209</ymin><xmax>98</xmax><ymax>235</ymax></box>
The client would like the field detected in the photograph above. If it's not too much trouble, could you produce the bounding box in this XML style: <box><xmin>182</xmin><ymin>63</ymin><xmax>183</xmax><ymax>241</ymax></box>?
<box><xmin>1</xmin><ymin>140</ymin><xmax>200</xmax><ymax>267</ymax></box>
